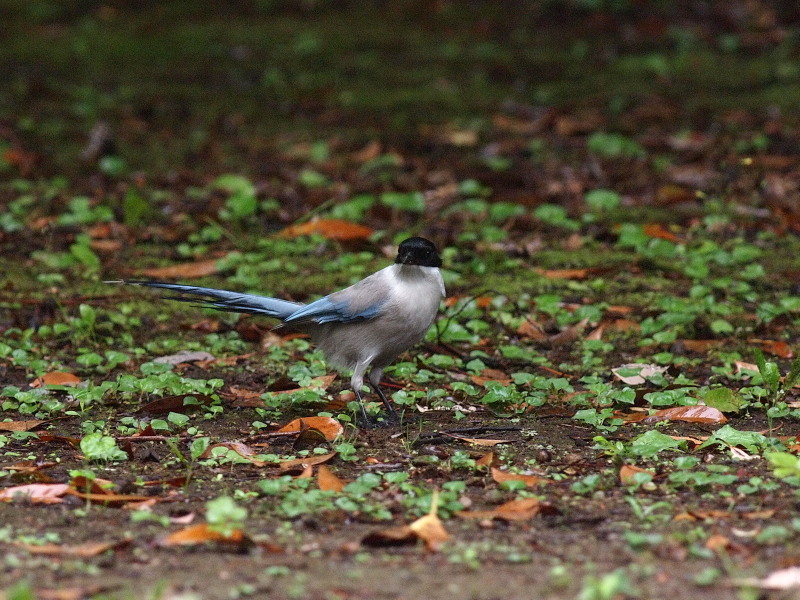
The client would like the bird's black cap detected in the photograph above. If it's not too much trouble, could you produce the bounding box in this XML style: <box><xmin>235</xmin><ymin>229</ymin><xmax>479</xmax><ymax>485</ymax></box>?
<box><xmin>395</xmin><ymin>237</ymin><xmax>442</xmax><ymax>267</ymax></box>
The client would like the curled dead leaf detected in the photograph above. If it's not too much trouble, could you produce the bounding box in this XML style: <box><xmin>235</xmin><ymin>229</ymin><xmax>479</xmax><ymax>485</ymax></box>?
<box><xmin>30</xmin><ymin>372</ymin><xmax>81</xmax><ymax>388</ymax></box>
<box><xmin>363</xmin><ymin>491</ymin><xmax>449</xmax><ymax>551</ymax></box>
<box><xmin>619</xmin><ymin>464</ymin><xmax>654</xmax><ymax>485</ymax></box>
<box><xmin>279</xmin><ymin>219</ymin><xmax>374</xmax><ymax>241</ymax></box>
<box><xmin>279</xmin><ymin>452</ymin><xmax>336</xmax><ymax>473</ymax></box>
<box><xmin>641</xmin><ymin>405</ymin><xmax>727</xmax><ymax>425</ymax></box>
<box><xmin>491</xmin><ymin>467</ymin><xmax>549</xmax><ymax>487</ymax></box>
<box><xmin>276</xmin><ymin>417</ymin><xmax>343</xmax><ymax>442</ymax></box>
<box><xmin>318</xmin><ymin>464</ymin><xmax>348</xmax><ymax>492</ymax></box>
<box><xmin>137</xmin><ymin>258</ymin><xmax>222</xmax><ymax>279</ymax></box>
<box><xmin>0</xmin><ymin>483</ymin><xmax>71</xmax><ymax>504</ymax></box>
<box><xmin>0</xmin><ymin>419</ymin><xmax>47</xmax><ymax>432</ymax></box>
<box><xmin>15</xmin><ymin>540</ymin><xmax>129</xmax><ymax>557</ymax></box>
<box><xmin>160</xmin><ymin>523</ymin><xmax>248</xmax><ymax>547</ymax></box>
<box><xmin>457</xmin><ymin>497</ymin><xmax>556</xmax><ymax>521</ymax></box>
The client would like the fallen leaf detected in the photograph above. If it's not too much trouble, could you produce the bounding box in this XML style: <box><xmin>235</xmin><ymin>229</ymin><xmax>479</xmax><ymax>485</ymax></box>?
<box><xmin>585</xmin><ymin>325</ymin><xmax>604</xmax><ymax>341</ymax></box>
<box><xmin>705</xmin><ymin>533</ymin><xmax>733</xmax><ymax>552</ymax></box>
<box><xmin>153</xmin><ymin>350</ymin><xmax>216</xmax><ymax>365</ymax></box>
<box><xmin>457</xmin><ymin>497</ymin><xmax>554</xmax><ymax>521</ymax></box>
<box><xmin>160</xmin><ymin>523</ymin><xmax>248</xmax><ymax>547</ymax></box>
<box><xmin>15</xmin><ymin>540</ymin><xmax>128</xmax><ymax>557</ymax></box>
<box><xmin>37</xmin><ymin>585</ymin><xmax>119</xmax><ymax>600</ymax></box>
<box><xmin>678</xmin><ymin>339</ymin><xmax>723</xmax><ymax>352</ymax></box>
<box><xmin>444</xmin><ymin>434</ymin><xmax>510</xmax><ymax>446</ymax></box>
<box><xmin>318</xmin><ymin>464</ymin><xmax>348</xmax><ymax>492</ymax></box>
<box><xmin>471</xmin><ymin>368</ymin><xmax>512</xmax><ymax>386</ymax></box>
<box><xmin>605</xmin><ymin>318</ymin><xmax>640</xmax><ymax>332</ymax></box>
<box><xmin>66</xmin><ymin>490</ymin><xmax>155</xmax><ymax>507</ymax></box>
<box><xmin>363</xmin><ymin>491</ymin><xmax>449</xmax><ymax>551</ymax></box>
<box><xmin>5</xmin><ymin>461</ymin><xmax>56</xmax><ymax>474</ymax></box>
<box><xmin>611</xmin><ymin>363</ymin><xmax>668</xmax><ymax>385</ymax></box>
<box><xmin>201</xmin><ymin>442</ymin><xmax>265</xmax><ymax>466</ymax></box>
<box><xmin>279</xmin><ymin>219</ymin><xmax>374</xmax><ymax>241</ymax></box>
<box><xmin>517</xmin><ymin>319</ymin><xmax>547</xmax><ymax>341</ymax></box>
<box><xmin>535</xmin><ymin>267</ymin><xmax>590</xmax><ymax>279</ymax></box>
<box><xmin>265</xmin><ymin>374</ymin><xmax>337</xmax><ymax>396</ymax></box>
<box><xmin>279</xmin><ymin>452</ymin><xmax>337</xmax><ymax>473</ymax></box>
<box><xmin>0</xmin><ymin>483</ymin><xmax>70</xmax><ymax>504</ymax></box>
<box><xmin>643</xmin><ymin>223</ymin><xmax>683</xmax><ymax>243</ymax></box>
<box><xmin>276</xmin><ymin>417</ymin><xmax>343</xmax><ymax>442</ymax></box>
<box><xmin>137</xmin><ymin>258</ymin><xmax>221</xmax><ymax>279</ymax></box>
<box><xmin>666</xmin><ymin>434</ymin><xmax>706</xmax><ymax>447</ymax></box>
<box><xmin>408</xmin><ymin>511</ymin><xmax>450</xmax><ymax>551</ymax></box>
<box><xmin>137</xmin><ymin>394</ymin><xmax>214</xmax><ymax>414</ymax></box>
<box><xmin>734</xmin><ymin>361</ymin><xmax>759</xmax><ymax>374</ymax></box>
<box><xmin>622</xmin><ymin>405</ymin><xmax>728</xmax><ymax>425</ymax></box>
<box><xmin>749</xmin><ymin>339</ymin><xmax>794</xmax><ymax>359</ymax></box>
<box><xmin>0</xmin><ymin>419</ymin><xmax>47</xmax><ymax>432</ymax></box>
<box><xmin>476</xmin><ymin>452</ymin><xmax>497</xmax><ymax>467</ymax></box>
<box><xmin>619</xmin><ymin>464</ymin><xmax>655</xmax><ymax>485</ymax></box>
<box><xmin>30</xmin><ymin>372</ymin><xmax>81</xmax><ymax>388</ymax></box>
<box><xmin>491</xmin><ymin>467</ymin><xmax>549</xmax><ymax>487</ymax></box>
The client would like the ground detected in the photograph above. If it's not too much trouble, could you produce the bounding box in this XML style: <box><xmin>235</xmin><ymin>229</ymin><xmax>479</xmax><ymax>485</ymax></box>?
<box><xmin>2</xmin><ymin>1</ymin><xmax>800</xmax><ymax>599</ymax></box>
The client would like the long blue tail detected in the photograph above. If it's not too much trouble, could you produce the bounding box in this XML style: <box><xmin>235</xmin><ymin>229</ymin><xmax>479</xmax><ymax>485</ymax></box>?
<box><xmin>121</xmin><ymin>281</ymin><xmax>303</xmax><ymax>320</ymax></box>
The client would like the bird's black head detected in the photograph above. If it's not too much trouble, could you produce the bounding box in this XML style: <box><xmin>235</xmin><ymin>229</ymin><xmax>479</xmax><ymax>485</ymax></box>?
<box><xmin>395</xmin><ymin>237</ymin><xmax>442</xmax><ymax>267</ymax></box>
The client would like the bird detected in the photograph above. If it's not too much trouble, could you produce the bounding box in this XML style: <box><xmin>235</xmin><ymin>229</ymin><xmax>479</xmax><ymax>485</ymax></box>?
<box><xmin>116</xmin><ymin>237</ymin><xmax>445</xmax><ymax>426</ymax></box>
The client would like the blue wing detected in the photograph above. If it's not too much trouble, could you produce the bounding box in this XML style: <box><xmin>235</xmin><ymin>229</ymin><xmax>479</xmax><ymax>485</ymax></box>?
<box><xmin>284</xmin><ymin>295</ymin><xmax>384</xmax><ymax>325</ymax></box>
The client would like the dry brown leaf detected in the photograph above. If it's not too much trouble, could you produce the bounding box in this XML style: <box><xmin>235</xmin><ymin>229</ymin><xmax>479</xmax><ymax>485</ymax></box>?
<box><xmin>444</xmin><ymin>434</ymin><xmax>510</xmax><ymax>447</ymax></box>
<box><xmin>606</xmin><ymin>318</ymin><xmax>640</xmax><ymax>332</ymax></box>
<box><xmin>153</xmin><ymin>350</ymin><xmax>215</xmax><ymax>365</ymax></box>
<box><xmin>643</xmin><ymin>223</ymin><xmax>683</xmax><ymax>243</ymax></box>
<box><xmin>160</xmin><ymin>523</ymin><xmax>247</xmax><ymax>547</ymax></box>
<box><xmin>279</xmin><ymin>219</ymin><xmax>374</xmax><ymax>241</ymax></box>
<box><xmin>265</xmin><ymin>374</ymin><xmax>337</xmax><ymax>396</ymax></box>
<box><xmin>6</xmin><ymin>461</ymin><xmax>56</xmax><ymax>474</ymax></box>
<box><xmin>535</xmin><ymin>267</ymin><xmax>591</xmax><ymax>279</ymax></box>
<box><xmin>0</xmin><ymin>483</ymin><xmax>70</xmax><ymax>504</ymax></box>
<box><xmin>667</xmin><ymin>434</ymin><xmax>707</xmax><ymax>446</ymax></box>
<box><xmin>137</xmin><ymin>258</ymin><xmax>222</xmax><ymax>279</ymax></box>
<box><xmin>611</xmin><ymin>363</ymin><xmax>668</xmax><ymax>385</ymax></box>
<box><xmin>476</xmin><ymin>452</ymin><xmax>496</xmax><ymax>467</ymax></box>
<box><xmin>749</xmin><ymin>339</ymin><xmax>794</xmax><ymax>359</ymax></box>
<box><xmin>66</xmin><ymin>489</ymin><xmax>155</xmax><ymax>507</ymax></box>
<box><xmin>15</xmin><ymin>540</ymin><xmax>128</xmax><ymax>557</ymax></box>
<box><xmin>362</xmin><ymin>491</ymin><xmax>449</xmax><ymax>551</ymax></box>
<box><xmin>137</xmin><ymin>393</ymin><xmax>213</xmax><ymax>414</ymax></box>
<box><xmin>705</xmin><ymin>533</ymin><xmax>733</xmax><ymax>552</ymax></box>
<box><xmin>408</xmin><ymin>512</ymin><xmax>450</xmax><ymax>552</ymax></box>
<box><xmin>37</xmin><ymin>585</ymin><xmax>119</xmax><ymax>600</ymax></box>
<box><xmin>317</xmin><ymin>464</ymin><xmax>348</xmax><ymax>492</ymax></box>
<box><xmin>549</xmin><ymin>318</ymin><xmax>589</xmax><ymax>347</ymax></box>
<box><xmin>517</xmin><ymin>319</ymin><xmax>548</xmax><ymax>341</ymax></box>
<box><xmin>457</xmin><ymin>497</ymin><xmax>553</xmax><ymax>521</ymax></box>
<box><xmin>471</xmin><ymin>368</ymin><xmax>512</xmax><ymax>386</ymax></box>
<box><xmin>734</xmin><ymin>360</ymin><xmax>759</xmax><ymax>374</ymax></box>
<box><xmin>201</xmin><ymin>442</ymin><xmax>266</xmax><ymax>466</ymax></box>
<box><xmin>0</xmin><ymin>419</ymin><xmax>47</xmax><ymax>432</ymax></box>
<box><xmin>619</xmin><ymin>464</ymin><xmax>654</xmax><ymax>485</ymax></box>
<box><xmin>279</xmin><ymin>452</ymin><xmax>337</xmax><ymax>473</ymax></box>
<box><xmin>641</xmin><ymin>405</ymin><xmax>727</xmax><ymax>425</ymax></box>
<box><xmin>276</xmin><ymin>417</ymin><xmax>343</xmax><ymax>442</ymax></box>
<box><xmin>491</xmin><ymin>467</ymin><xmax>549</xmax><ymax>487</ymax></box>
<box><xmin>678</xmin><ymin>339</ymin><xmax>723</xmax><ymax>352</ymax></box>
<box><xmin>30</xmin><ymin>372</ymin><xmax>81</xmax><ymax>388</ymax></box>
<box><xmin>585</xmin><ymin>326</ymin><xmax>604</xmax><ymax>341</ymax></box>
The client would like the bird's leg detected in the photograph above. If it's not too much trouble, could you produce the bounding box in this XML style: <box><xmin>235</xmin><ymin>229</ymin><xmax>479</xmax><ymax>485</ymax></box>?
<box><xmin>352</xmin><ymin>388</ymin><xmax>376</xmax><ymax>429</ymax></box>
<box><xmin>370</xmin><ymin>383</ymin><xmax>399</xmax><ymax>423</ymax></box>
<box><xmin>367</xmin><ymin>368</ymin><xmax>399</xmax><ymax>423</ymax></box>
